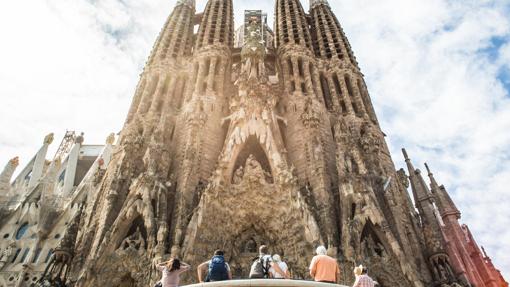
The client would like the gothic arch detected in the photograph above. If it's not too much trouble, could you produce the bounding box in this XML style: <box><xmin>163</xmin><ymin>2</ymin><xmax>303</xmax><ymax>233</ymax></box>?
<box><xmin>360</xmin><ymin>220</ymin><xmax>392</xmax><ymax>258</ymax></box>
<box><xmin>229</xmin><ymin>135</ymin><xmax>274</xmax><ymax>184</ymax></box>
<box><xmin>107</xmin><ymin>198</ymin><xmax>151</xmax><ymax>254</ymax></box>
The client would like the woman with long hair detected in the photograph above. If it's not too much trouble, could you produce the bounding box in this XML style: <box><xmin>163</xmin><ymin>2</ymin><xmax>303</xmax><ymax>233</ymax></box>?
<box><xmin>156</xmin><ymin>258</ymin><xmax>191</xmax><ymax>287</ymax></box>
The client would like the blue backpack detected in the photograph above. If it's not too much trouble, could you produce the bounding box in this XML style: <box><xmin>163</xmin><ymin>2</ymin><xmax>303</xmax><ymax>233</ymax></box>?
<box><xmin>206</xmin><ymin>255</ymin><xmax>228</xmax><ymax>281</ymax></box>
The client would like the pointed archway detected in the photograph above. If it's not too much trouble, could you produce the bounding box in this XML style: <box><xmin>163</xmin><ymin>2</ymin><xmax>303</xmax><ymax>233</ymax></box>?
<box><xmin>231</xmin><ymin>135</ymin><xmax>273</xmax><ymax>183</ymax></box>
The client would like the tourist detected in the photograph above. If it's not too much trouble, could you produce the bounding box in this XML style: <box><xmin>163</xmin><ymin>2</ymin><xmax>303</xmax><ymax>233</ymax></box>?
<box><xmin>156</xmin><ymin>258</ymin><xmax>190</xmax><ymax>287</ymax></box>
<box><xmin>249</xmin><ymin>245</ymin><xmax>285</xmax><ymax>279</ymax></box>
<box><xmin>197</xmin><ymin>250</ymin><xmax>232</xmax><ymax>282</ymax></box>
<box><xmin>269</xmin><ymin>254</ymin><xmax>290</xmax><ymax>279</ymax></box>
<box><xmin>309</xmin><ymin>246</ymin><xmax>340</xmax><ymax>284</ymax></box>
<box><xmin>352</xmin><ymin>265</ymin><xmax>375</xmax><ymax>287</ymax></box>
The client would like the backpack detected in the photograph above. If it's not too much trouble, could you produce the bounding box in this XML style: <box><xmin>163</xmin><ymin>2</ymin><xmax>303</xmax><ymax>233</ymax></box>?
<box><xmin>249</xmin><ymin>256</ymin><xmax>270</xmax><ymax>279</ymax></box>
<box><xmin>206</xmin><ymin>255</ymin><xmax>229</xmax><ymax>282</ymax></box>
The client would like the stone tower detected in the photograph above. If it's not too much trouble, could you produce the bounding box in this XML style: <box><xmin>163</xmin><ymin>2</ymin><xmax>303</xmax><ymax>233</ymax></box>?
<box><xmin>8</xmin><ymin>1</ymin><xmax>499</xmax><ymax>287</ymax></box>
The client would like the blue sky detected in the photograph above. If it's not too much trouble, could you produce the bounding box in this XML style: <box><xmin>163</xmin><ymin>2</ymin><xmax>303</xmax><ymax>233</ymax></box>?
<box><xmin>0</xmin><ymin>0</ymin><xmax>509</xmax><ymax>279</ymax></box>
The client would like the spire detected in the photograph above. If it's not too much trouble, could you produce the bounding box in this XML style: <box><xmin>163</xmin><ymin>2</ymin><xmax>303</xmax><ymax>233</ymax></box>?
<box><xmin>275</xmin><ymin>0</ymin><xmax>313</xmax><ymax>50</ymax></box>
<box><xmin>195</xmin><ymin>0</ymin><xmax>234</xmax><ymax>50</ymax></box>
<box><xmin>403</xmin><ymin>150</ymin><xmax>460</xmax><ymax>284</ymax></box>
<box><xmin>28</xmin><ymin>133</ymin><xmax>54</xmax><ymax>189</ymax></box>
<box><xmin>310</xmin><ymin>0</ymin><xmax>329</xmax><ymax>9</ymax></box>
<box><xmin>148</xmin><ymin>0</ymin><xmax>195</xmax><ymax>64</ymax></box>
<box><xmin>309</xmin><ymin>0</ymin><xmax>358</xmax><ymax>65</ymax></box>
<box><xmin>0</xmin><ymin>157</ymin><xmax>19</xmax><ymax>194</ymax></box>
<box><xmin>402</xmin><ymin>149</ymin><xmax>433</xmax><ymax>208</ymax></box>
<box><xmin>425</xmin><ymin>163</ymin><xmax>461</xmax><ymax>219</ymax></box>
<box><xmin>176</xmin><ymin>0</ymin><xmax>195</xmax><ymax>9</ymax></box>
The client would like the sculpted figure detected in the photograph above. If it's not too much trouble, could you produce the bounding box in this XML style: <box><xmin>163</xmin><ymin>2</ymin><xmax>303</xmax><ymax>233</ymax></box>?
<box><xmin>438</xmin><ymin>264</ymin><xmax>448</xmax><ymax>281</ymax></box>
<box><xmin>232</xmin><ymin>166</ymin><xmax>244</xmax><ymax>184</ymax></box>
<box><xmin>300</xmin><ymin>98</ymin><xmax>321</xmax><ymax>128</ymax></box>
<box><xmin>120</xmin><ymin>227</ymin><xmax>146</xmax><ymax>253</ymax></box>
<box><xmin>397</xmin><ymin>168</ymin><xmax>409</xmax><ymax>188</ymax></box>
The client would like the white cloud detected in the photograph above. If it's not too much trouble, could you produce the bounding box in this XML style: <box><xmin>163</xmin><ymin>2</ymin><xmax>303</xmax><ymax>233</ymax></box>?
<box><xmin>0</xmin><ymin>0</ymin><xmax>508</xmax><ymax>279</ymax></box>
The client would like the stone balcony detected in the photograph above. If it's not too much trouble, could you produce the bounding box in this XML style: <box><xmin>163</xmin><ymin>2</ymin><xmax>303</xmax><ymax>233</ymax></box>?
<box><xmin>184</xmin><ymin>279</ymin><xmax>349</xmax><ymax>287</ymax></box>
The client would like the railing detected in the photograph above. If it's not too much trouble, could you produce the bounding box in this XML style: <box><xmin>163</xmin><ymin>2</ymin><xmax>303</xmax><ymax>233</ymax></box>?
<box><xmin>184</xmin><ymin>279</ymin><xmax>349</xmax><ymax>287</ymax></box>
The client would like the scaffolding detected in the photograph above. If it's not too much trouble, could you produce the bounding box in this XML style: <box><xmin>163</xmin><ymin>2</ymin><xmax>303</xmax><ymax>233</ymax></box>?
<box><xmin>53</xmin><ymin>131</ymin><xmax>76</xmax><ymax>161</ymax></box>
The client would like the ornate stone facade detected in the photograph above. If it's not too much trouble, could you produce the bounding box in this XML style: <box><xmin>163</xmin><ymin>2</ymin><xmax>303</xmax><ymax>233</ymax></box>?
<box><xmin>0</xmin><ymin>1</ymin><xmax>507</xmax><ymax>287</ymax></box>
<box><xmin>0</xmin><ymin>133</ymin><xmax>114</xmax><ymax>287</ymax></box>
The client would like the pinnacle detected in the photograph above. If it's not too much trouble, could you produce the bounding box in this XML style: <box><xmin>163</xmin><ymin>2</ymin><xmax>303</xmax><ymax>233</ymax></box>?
<box><xmin>310</xmin><ymin>0</ymin><xmax>329</xmax><ymax>9</ymax></box>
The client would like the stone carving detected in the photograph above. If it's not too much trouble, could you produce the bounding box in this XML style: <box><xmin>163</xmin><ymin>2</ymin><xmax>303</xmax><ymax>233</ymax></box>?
<box><xmin>44</xmin><ymin>133</ymin><xmax>55</xmax><ymax>145</ymax></box>
<box><xmin>0</xmin><ymin>2</ymin><xmax>491</xmax><ymax>287</ymax></box>
<box><xmin>0</xmin><ymin>241</ymin><xmax>16</xmax><ymax>270</ymax></box>
<box><xmin>301</xmin><ymin>98</ymin><xmax>321</xmax><ymax>128</ymax></box>
<box><xmin>232</xmin><ymin>166</ymin><xmax>244</xmax><ymax>184</ymax></box>
<box><xmin>118</xmin><ymin>227</ymin><xmax>146</xmax><ymax>254</ymax></box>
<box><xmin>397</xmin><ymin>168</ymin><xmax>409</xmax><ymax>188</ymax></box>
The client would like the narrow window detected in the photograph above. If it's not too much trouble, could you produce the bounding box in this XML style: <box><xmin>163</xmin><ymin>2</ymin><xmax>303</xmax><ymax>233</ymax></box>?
<box><xmin>19</xmin><ymin>248</ymin><xmax>30</xmax><ymax>263</ymax></box>
<box><xmin>332</xmin><ymin>74</ymin><xmax>346</xmax><ymax>113</ymax></box>
<box><xmin>44</xmin><ymin>249</ymin><xmax>53</xmax><ymax>263</ymax></box>
<box><xmin>32</xmin><ymin>248</ymin><xmax>42</xmax><ymax>263</ymax></box>
<box><xmin>344</xmin><ymin>74</ymin><xmax>359</xmax><ymax>114</ymax></box>
<box><xmin>16</xmin><ymin>222</ymin><xmax>29</xmax><ymax>240</ymax></box>
<box><xmin>309</xmin><ymin>64</ymin><xmax>318</xmax><ymax>96</ymax></box>
<box><xmin>298</xmin><ymin>58</ymin><xmax>304</xmax><ymax>77</ymax></box>
<box><xmin>357</xmin><ymin>79</ymin><xmax>372</xmax><ymax>119</ymax></box>
<box><xmin>11</xmin><ymin>249</ymin><xmax>21</xmax><ymax>263</ymax></box>
<box><xmin>301</xmin><ymin>83</ymin><xmax>307</xmax><ymax>95</ymax></box>
<box><xmin>320</xmin><ymin>74</ymin><xmax>333</xmax><ymax>110</ymax></box>
<box><xmin>287</xmin><ymin>58</ymin><xmax>294</xmax><ymax>75</ymax></box>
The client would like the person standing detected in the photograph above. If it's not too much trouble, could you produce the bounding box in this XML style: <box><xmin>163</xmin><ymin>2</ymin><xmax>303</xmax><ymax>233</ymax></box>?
<box><xmin>269</xmin><ymin>254</ymin><xmax>290</xmax><ymax>279</ymax></box>
<box><xmin>249</xmin><ymin>245</ymin><xmax>285</xmax><ymax>279</ymax></box>
<box><xmin>197</xmin><ymin>250</ymin><xmax>232</xmax><ymax>282</ymax></box>
<box><xmin>352</xmin><ymin>265</ymin><xmax>375</xmax><ymax>287</ymax></box>
<box><xmin>309</xmin><ymin>246</ymin><xmax>340</xmax><ymax>284</ymax></box>
<box><xmin>156</xmin><ymin>258</ymin><xmax>191</xmax><ymax>287</ymax></box>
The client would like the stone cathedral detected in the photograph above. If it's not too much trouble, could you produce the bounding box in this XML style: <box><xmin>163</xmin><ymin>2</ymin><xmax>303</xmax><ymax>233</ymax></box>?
<box><xmin>0</xmin><ymin>0</ymin><xmax>507</xmax><ymax>287</ymax></box>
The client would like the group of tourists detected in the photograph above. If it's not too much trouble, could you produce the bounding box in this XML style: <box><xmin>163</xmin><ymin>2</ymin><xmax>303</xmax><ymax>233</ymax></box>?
<box><xmin>156</xmin><ymin>245</ymin><xmax>376</xmax><ymax>287</ymax></box>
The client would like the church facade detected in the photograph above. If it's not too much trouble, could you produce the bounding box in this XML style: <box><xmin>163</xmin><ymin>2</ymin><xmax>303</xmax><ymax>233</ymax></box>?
<box><xmin>0</xmin><ymin>0</ymin><xmax>507</xmax><ymax>286</ymax></box>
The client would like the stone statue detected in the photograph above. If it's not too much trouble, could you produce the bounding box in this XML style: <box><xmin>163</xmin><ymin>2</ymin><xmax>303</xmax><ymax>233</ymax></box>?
<box><xmin>120</xmin><ymin>227</ymin><xmax>146</xmax><ymax>253</ymax></box>
<box><xmin>438</xmin><ymin>264</ymin><xmax>448</xmax><ymax>281</ymax></box>
<box><xmin>233</xmin><ymin>166</ymin><xmax>244</xmax><ymax>184</ymax></box>
<box><xmin>301</xmin><ymin>98</ymin><xmax>321</xmax><ymax>128</ymax></box>
<box><xmin>397</xmin><ymin>168</ymin><xmax>409</xmax><ymax>188</ymax></box>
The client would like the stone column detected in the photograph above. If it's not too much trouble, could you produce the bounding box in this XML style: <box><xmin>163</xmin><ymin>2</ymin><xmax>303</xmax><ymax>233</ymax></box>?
<box><xmin>63</xmin><ymin>134</ymin><xmax>84</xmax><ymax>195</ymax></box>
<box><xmin>0</xmin><ymin>157</ymin><xmax>19</xmax><ymax>194</ymax></box>
<box><xmin>28</xmin><ymin>133</ymin><xmax>54</xmax><ymax>189</ymax></box>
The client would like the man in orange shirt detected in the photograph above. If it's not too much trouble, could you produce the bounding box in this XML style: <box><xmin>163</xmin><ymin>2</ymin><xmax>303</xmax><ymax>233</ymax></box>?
<box><xmin>309</xmin><ymin>245</ymin><xmax>340</xmax><ymax>284</ymax></box>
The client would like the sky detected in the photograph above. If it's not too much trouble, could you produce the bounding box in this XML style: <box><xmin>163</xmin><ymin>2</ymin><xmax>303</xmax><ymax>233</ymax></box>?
<box><xmin>0</xmin><ymin>0</ymin><xmax>509</xmax><ymax>279</ymax></box>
